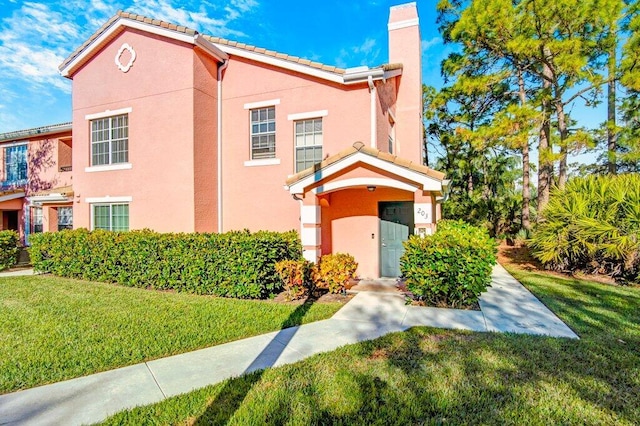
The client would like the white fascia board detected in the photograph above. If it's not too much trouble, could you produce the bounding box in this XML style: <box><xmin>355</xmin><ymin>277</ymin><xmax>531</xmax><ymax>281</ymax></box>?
<box><xmin>194</xmin><ymin>34</ymin><xmax>228</xmax><ymax>61</ymax></box>
<box><xmin>383</xmin><ymin>69</ymin><xmax>403</xmax><ymax>80</ymax></box>
<box><xmin>289</xmin><ymin>151</ymin><xmax>442</xmax><ymax>194</ymax></box>
<box><xmin>85</xmin><ymin>196</ymin><xmax>133</xmax><ymax>203</ymax></box>
<box><xmin>0</xmin><ymin>192</ymin><xmax>25</xmax><ymax>202</ymax></box>
<box><xmin>287</xmin><ymin>110</ymin><xmax>328</xmax><ymax>121</ymax></box>
<box><xmin>312</xmin><ymin>177</ymin><xmax>418</xmax><ymax>195</ymax></box>
<box><xmin>216</xmin><ymin>44</ymin><xmax>345</xmax><ymax>84</ymax></box>
<box><xmin>85</xmin><ymin>107</ymin><xmax>132</xmax><ymax>120</ymax></box>
<box><xmin>388</xmin><ymin>18</ymin><xmax>420</xmax><ymax>31</ymax></box>
<box><xmin>61</xmin><ymin>18</ymin><xmax>200</xmax><ymax>77</ymax></box>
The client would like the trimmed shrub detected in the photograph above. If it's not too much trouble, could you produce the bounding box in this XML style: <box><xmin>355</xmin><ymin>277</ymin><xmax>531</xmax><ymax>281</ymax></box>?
<box><xmin>313</xmin><ymin>253</ymin><xmax>358</xmax><ymax>294</ymax></box>
<box><xmin>0</xmin><ymin>230</ymin><xmax>19</xmax><ymax>271</ymax></box>
<box><xmin>28</xmin><ymin>229</ymin><xmax>302</xmax><ymax>298</ymax></box>
<box><xmin>274</xmin><ymin>259</ymin><xmax>314</xmax><ymax>301</ymax></box>
<box><xmin>400</xmin><ymin>220</ymin><xmax>497</xmax><ymax>308</ymax></box>
<box><xmin>530</xmin><ymin>174</ymin><xmax>640</xmax><ymax>284</ymax></box>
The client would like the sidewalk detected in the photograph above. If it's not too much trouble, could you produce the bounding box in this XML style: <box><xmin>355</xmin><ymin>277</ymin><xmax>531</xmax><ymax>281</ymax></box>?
<box><xmin>0</xmin><ymin>264</ymin><xmax>577</xmax><ymax>425</ymax></box>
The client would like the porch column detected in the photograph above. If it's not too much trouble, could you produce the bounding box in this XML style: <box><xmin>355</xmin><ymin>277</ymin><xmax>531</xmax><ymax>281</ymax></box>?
<box><xmin>413</xmin><ymin>190</ymin><xmax>435</xmax><ymax>236</ymax></box>
<box><xmin>300</xmin><ymin>194</ymin><xmax>321</xmax><ymax>262</ymax></box>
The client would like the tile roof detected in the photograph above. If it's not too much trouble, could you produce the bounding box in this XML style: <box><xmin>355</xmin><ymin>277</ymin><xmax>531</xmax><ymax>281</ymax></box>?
<box><xmin>60</xmin><ymin>10</ymin><xmax>399</xmax><ymax>78</ymax></box>
<box><xmin>286</xmin><ymin>141</ymin><xmax>446</xmax><ymax>186</ymax></box>
<box><xmin>202</xmin><ymin>34</ymin><xmax>346</xmax><ymax>74</ymax></box>
<box><xmin>0</xmin><ymin>122</ymin><xmax>72</xmax><ymax>143</ymax></box>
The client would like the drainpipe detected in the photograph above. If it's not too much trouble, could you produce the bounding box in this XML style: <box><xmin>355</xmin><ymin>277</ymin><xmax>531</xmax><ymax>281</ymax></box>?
<box><xmin>368</xmin><ymin>75</ymin><xmax>377</xmax><ymax>148</ymax></box>
<box><xmin>217</xmin><ymin>59</ymin><xmax>229</xmax><ymax>233</ymax></box>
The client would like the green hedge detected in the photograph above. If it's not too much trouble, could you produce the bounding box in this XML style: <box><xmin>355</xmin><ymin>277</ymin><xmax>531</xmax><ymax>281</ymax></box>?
<box><xmin>400</xmin><ymin>220</ymin><xmax>497</xmax><ymax>308</ymax></box>
<box><xmin>530</xmin><ymin>174</ymin><xmax>640</xmax><ymax>284</ymax></box>
<box><xmin>28</xmin><ymin>229</ymin><xmax>302</xmax><ymax>298</ymax></box>
<box><xmin>0</xmin><ymin>230</ymin><xmax>19</xmax><ymax>271</ymax></box>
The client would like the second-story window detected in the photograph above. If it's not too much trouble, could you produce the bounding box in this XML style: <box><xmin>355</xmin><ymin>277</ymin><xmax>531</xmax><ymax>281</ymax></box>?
<box><xmin>4</xmin><ymin>144</ymin><xmax>27</xmax><ymax>184</ymax></box>
<box><xmin>91</xmin><ymin>114</ymin><xmax>128</xmax><ymax>166</ymax></box>
<box><xmin>295</xmin><ymin>118</ymin><xmax>323</xmax><ymax>173</ymax></box>
<box><xmin>250</xmin><ymin>107</ymin><xmax>276</xmax><ymax>160</ymax></box>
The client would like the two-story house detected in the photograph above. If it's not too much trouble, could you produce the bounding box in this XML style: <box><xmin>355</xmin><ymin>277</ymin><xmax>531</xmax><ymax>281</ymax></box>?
<box><xmin>1</xmin><ymin>2</ymin><xmax>448</xmax><ymax>278</ymax></box>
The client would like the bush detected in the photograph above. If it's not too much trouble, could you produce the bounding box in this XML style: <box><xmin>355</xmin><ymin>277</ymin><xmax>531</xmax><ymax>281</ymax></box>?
<box><xmin>274</xmin><ymin>259</ymin><xmax>314</xmax><ymax>301</ymax></box>
<box><xmin>400</xmin><ymin>220</ymin><xmax>497</xmax><ymax>308</ymax></box>
<box><xmin>29</xmin><ymin>229</ymin><xmax>302</xmax><ymax>298</ymax></box>
<box><xmin>0</xmin><ymin>230</ymin><xmax>19</xmax><ymax>271</ymax></box>
<box><xmin>313</xmin><ymin>253</ymin><xmax>358</xmax><ymax>294</ymax></box>
<box><xmin>530</xmin><ymin>174</ymin><xmax>640</xmax><ymax>284</ymax></box>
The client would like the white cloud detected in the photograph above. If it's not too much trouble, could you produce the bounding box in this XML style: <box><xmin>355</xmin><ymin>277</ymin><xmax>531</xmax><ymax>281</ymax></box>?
<box><xmin>421</xmin><ymin>37</ymin><xmax>441</xmax><ymax>53</ymax></box>
<box><xmin>335</xmin><ymin>38</ymin><xmax>381</xmax><ymax>68</ymax></box>
<box><xmin>0</xmin><ymin>0</ymin><xmax>261</xmax><ymax>132</ymax></box>
<box><xmin>129</xmin><ymin>0</ymin><xmax>257</xmax><ymax>37</ymax></box>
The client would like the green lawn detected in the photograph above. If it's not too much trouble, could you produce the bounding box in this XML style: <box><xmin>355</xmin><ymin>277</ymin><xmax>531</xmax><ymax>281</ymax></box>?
<box><xmin>0</xmin><ymin>275</ymin><xmax>342</xmax><ymax>394</ymax></box>
<box><xmin>101</xmin><ymin>265</ymin><xmax>640</xmax><ymax>425</ymax></box>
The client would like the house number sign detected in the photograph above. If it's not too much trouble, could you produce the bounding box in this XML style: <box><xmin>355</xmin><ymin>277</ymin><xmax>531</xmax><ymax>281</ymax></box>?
<box><xmin>115</xmin><ymin>43</ymin><xmax>136</xmax><ymax>73</ymax></box>
<box><xmin>414</xmin><ymin>203</ymin><xmax>432</xmax><ymax>223</ymax></box>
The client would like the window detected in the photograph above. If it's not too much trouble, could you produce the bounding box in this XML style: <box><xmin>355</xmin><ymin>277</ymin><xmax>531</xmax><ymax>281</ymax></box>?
<box><xmin>93</xmin><ymin>204</ymin><xmax>129</xmax><ymax>231</ymax></box>
<box><xmin>295</xmin><ymin>118</ymin><xmax>323</xmax><ymax>172</ymax></box>
<box><xmin>91</xmin><ymin>114</ymin><xmax>128</xmax><ymax>166</ymax></box>
<box><xmin>32</xmin><ymin>207</ymin><xmax>42</xmax><ymax>233</ymax></box>
<box><xmin>58</xmin><ymin>207</ymin><xmax>73</xmax><ymax>231</ymax></box>
<box><xmin>4</xmin><ymin>144</ymin><xmax>27</xmax><ymax>184</ymax></box>
<box><xmin>250</xmin><ymin>107</ymin><xmax>276</xmax><ymax>160</ymax></box>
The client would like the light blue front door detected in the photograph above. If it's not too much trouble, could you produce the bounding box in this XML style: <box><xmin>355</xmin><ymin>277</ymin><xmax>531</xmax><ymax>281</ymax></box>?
<box><xmin>379</xmin><ymin>202</ymin><xmax>413</xmax><ymax>277</ymax></box>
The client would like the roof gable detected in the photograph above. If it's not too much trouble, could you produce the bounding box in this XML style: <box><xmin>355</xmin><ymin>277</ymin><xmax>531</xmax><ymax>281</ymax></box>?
<box><xmin>59</xmin><ymin>11</ymin><xmax>227</xmax><ymax>77</ymax></box>
<box><xmin>286</xmin><ymin>142</ymin><xmax>446</xmax><ymax>195</ymax></box>
<box><xmin>60</xmin><ymin>11</ymin><xmax>402</xmax><ymax>85</ymax></box>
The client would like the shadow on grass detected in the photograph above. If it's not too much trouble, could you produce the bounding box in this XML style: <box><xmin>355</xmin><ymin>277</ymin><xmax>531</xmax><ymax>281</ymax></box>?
<box><xmin>186</xmin><ymin>272</ymin><xmax>639</xmax><ymax>425</ymax></box>
<box><xmin>194</xmin><ymin>293</ymin><xmax>319</xmax><ymax>425</ymax></box>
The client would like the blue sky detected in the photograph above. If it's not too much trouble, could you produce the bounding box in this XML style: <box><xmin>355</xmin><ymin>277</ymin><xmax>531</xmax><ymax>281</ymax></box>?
<box><xmin>0</xmin><ymin>0</ymin><xmax>448</xmax><ymax>133</ymax></box>
<box><xmin>0</xmin><ymin>0</ymin><xmax>603</xmax><ymax>166</ymax></box>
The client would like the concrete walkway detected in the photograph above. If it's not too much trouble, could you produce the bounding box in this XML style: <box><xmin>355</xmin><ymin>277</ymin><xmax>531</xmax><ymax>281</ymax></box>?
<box><xmin>0</xmin><ymin>264</ymin><xmax>577</xmax><ymax>425</ymax></box>
<box><xmin>0</xmin><ymin>268</ymin><xmax>36</xmax><ymax>277</ymax></box>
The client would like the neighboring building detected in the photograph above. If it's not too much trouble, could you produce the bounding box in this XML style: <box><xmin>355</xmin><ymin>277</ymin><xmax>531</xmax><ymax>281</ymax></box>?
<box><xmin>0</xmin><ymin>123</ymin><xmax>73</xmax><ymax>243</ymax></box>
<box><xmin>1</xmin><ymin>2</ymin><xmax>448</xmax><ymax>277</ymax></box>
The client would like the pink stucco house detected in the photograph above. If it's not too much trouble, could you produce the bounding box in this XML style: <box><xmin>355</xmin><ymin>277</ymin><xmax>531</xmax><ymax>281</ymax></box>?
<box><xmin>0</xmin><ymin>2</ymin><xmax>448</xmax><ymax>278</ymax></box>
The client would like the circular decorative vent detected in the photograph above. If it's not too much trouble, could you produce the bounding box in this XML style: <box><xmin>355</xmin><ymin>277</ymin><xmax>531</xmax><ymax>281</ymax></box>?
<box><xmin>115</xmin><ymin>43</ymin><xmax>136</xmax><ymax>73</ymax></box>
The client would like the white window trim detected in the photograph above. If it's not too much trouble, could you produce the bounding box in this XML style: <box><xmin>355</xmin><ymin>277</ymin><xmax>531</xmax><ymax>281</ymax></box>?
<box><xmin>90</xmin><ymin>202</ymin><xmax>130</xmax><ymax>231</ymax></box>
<box><xmin>287</xmin><ymin>110</ymin><xmax>328</xmax><ymax>121</ymax></box>
<box><xmin>244</xmin><ymin>99</ymin><xmax>280</xmax><ymax>110</ymax></box>
<box><xmin>85</xmin><ymin>107</ymin><xmax>133</xmax><ymax>120</ymax></box>
<box><xmin>244</xmin><ymin>158</ymin><xmax>281</xmax><ymax>167</ymax></box>
<box><xmin>1</xmin><ymin>141</ymin><xmax>28</xmax><ymax>149</ymax></box>
<box><xmin>86</xmin><ymin>196</ymin><xmax>133</xmax><ymax>204</ymax></box>
<box><xmin>85</xmin><ymin>163</ymin><xmax>132</xmax><ymax>173</ymax></box>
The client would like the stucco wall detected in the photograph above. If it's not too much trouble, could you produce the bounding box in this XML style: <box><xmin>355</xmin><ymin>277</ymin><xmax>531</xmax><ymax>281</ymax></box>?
<box><xmin>321</xmin><ymin>187</ymin><xmax>413</xmax><ymax>278</ymax></box>
<box><xmin>71</xmin><ymin>29</ymin><xmax>203</xmax><ymax>232</ymax></box>
<box><xmin>220</xmin><ymin>56</ymin><xmax>373</xmax><ymax>233</ymax></box>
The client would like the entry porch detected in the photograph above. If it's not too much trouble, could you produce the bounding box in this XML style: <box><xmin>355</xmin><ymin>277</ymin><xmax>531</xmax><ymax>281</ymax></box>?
<box><xmin>285</xmin><ymin>142</ymin><xmax>449</xmax><ymax>278</ymax></box>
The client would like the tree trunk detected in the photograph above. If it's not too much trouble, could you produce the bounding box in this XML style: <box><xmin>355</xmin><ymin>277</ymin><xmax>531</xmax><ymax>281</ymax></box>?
<box><xmin>607</xmin><ymin>42</ymin><xmax>617</xmax><ymax>174</ymax></box>
<box><xmin>538</xmin><ymin>61</ymin><xmax>553</xmax><ymax>214</ymax></box>
<box><xmin>555</xmin><ymin>101</ymin><xmax>568</xmax><ymax>190</ymax></box>
<box><xmin>518</xmin><ymin>69</ymin><xmax>531</xmax><ymax>231</ymax></box>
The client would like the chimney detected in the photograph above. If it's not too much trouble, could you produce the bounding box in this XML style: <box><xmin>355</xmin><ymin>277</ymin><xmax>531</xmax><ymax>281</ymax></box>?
<box><xmin>388</xmin><ymin>2</ymin><xmax>423</xmax><ymax>164</ymax></box>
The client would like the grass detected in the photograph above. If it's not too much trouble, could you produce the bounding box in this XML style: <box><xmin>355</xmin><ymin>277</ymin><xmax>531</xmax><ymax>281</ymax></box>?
<box><xmin>0</xmin><ymin>275</ymin><xmax>342</xmax><ymax>394</ymax></box>
<box><xmin>101</xmin><ymin>263</ymin><xmax>640</xmax><ymax>425</ymax></box>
